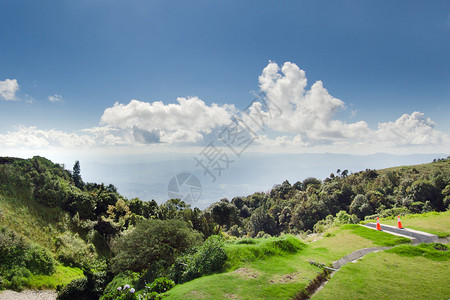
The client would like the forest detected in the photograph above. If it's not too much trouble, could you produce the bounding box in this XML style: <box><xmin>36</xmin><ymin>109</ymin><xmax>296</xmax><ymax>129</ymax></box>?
<box><xmin>0</xmin><ymin>155</ymin><xmax>449</xmax><ymax>299</ymax></box>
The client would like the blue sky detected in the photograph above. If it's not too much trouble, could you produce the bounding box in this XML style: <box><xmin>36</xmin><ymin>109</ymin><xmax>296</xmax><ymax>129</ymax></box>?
<box><xmin>1</xmin><ymin>1</ymin><xmax>449</xmax><ymax>205</ymax></box>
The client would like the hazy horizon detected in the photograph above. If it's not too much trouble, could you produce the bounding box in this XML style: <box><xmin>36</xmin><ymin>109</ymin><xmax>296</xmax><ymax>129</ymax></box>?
<box><xmin>1</xmin><ymin>1</ymin><xmax>449</xmax><ymax>208</ymax></box>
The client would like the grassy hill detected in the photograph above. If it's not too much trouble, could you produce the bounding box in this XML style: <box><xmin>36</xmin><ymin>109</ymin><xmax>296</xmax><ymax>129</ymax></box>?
<box><xmin>313</xmin><ymin>243</ymin><xmax>449</xmax><ymax>299</ymax></box>
<box><xmin>165</xmin><ymin>212</ymin><xmax>449</xmax><ymax>299</ymax></box>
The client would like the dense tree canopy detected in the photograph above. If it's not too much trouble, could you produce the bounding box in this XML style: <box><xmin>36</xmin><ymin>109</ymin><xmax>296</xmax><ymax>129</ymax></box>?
<box><xmin>109</xmin><ymin>219</ymin><xmax>203</xmax><ymax>274</ymax></box>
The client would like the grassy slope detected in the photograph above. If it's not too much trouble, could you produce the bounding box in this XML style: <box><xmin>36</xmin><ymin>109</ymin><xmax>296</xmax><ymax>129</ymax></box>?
<box><xmin>165</xmin><ymin>227</ymin><xmax>407</xmax><ymax>300</ymax></box>
<box><xmin>377</xmin><ymin>158</ymin><xmax>450</xmax><ymax>177</ymax></box>
<box><xmin>0</xmin><ymin>178</ymin><xmax>84</xmax><ymax>288</ymax></box>
<box><xmin>0</xmin><ymin>191</ymin><xmax>67</xmax><ymax>251</ymax></box>
<box><xmin>313</xmin><ymin>250</ymin><xmax>450</xmax><ymax>300</ymax></box>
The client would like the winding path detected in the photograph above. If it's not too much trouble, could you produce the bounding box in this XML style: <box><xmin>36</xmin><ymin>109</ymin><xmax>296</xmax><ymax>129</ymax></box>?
<box><xmin>308</xmin><ymin>225</ymin><xmax>446</xmax><ymax>299</ymax></box>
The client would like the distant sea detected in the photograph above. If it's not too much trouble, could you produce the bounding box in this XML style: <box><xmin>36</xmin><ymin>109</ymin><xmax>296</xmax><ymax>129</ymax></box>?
<box><xmin>76</xmin><ymin>152</ymin><xmax>446</xmax><ymax>209</ymax></box>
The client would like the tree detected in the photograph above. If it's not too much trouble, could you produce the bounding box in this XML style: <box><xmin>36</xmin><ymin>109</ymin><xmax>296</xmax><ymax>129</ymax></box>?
<box><xmin>246</xmin><ymin>207</ymin><xmax>277</xmax><ymax>237</ymax></box>
<box><xmin>109</xmin><ymin>219</ymin><xmax>203</xmax><ymax>274</ymax></box>
<box><xmin>302</xmin><ymin>177</ymin><xmax>321</xmax><ymax>191</ymax></box>
<box><xmin>349</xmin><ymin>194</ymin><xmax>372</xmax><ymax>219</ymax></box>
<box><xmin>209</xmin><ymin>198</ymin><xmax>238</xmax><ymax>228</ymax></box>
<box><xmin>72</xmin><ymin>160</ymin><xmax>84</xmax><ymax>189</ymax></box>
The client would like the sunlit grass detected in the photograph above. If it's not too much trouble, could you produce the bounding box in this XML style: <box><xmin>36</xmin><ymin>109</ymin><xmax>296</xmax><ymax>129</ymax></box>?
<box><xmin>0</xmin><ymin>192</ymin><xmax>66</xmax><ymax>251</ymax></box>
<box><xmin>313</xmin><ymin>246</ymin><xmax>450</xmax><ymax>299</ymax></box>
<box><xmin>26</xmin><ymin>265</ymin><xmax>84</xmax><ymax>290</ymax></box>
<box><xmin>165</xmin><ymin>226</ymin><xmax>406</xmax><ymax>299</ymax></box>
<box><xmin>341</xmin><ymin>224</ymin><xmax>410</xmax><ymax>246</ymax></box>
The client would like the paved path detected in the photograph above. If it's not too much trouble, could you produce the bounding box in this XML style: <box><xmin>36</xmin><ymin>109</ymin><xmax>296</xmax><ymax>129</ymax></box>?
<box><xmin>363</xmin><ymin>223</ymin><xmax>440</xmax><ymax>243</ymax></box>
<box><xmin>309</xmin><ymin>226</ymin><xmax>447</xmax><ymax>299</ymax></box>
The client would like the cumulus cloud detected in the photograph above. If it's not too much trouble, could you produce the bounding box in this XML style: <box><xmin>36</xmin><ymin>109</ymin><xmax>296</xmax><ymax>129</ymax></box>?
<box><xmin>0</xmin><ymin>126</ymin><xmax>95</xmax><ymax>148</ymax></box>
<box><xmin>48</xmin><ymin>94</ymin><xmax>63</xmax><ymax>102</ymax></box>
<box><xmin>0</xmin><ymin>62</ymin><xmax>447</xmax><ymax>152</ymax></box>
<box><xmin>0</xmin><ymin>79</ymin><xmax>20</xmax><ymax>101</ymax></box>
<box><xmin>100</xmin><ymin>97</ymin><xmax>235</xmax><ymax>144</ymax></box>
<box><xmin>240</xmin><ymin>61</ymin><xmax>448</xmax><ymax>149</ymax></box>
<box><xmin>376</xmin><ymin>112</ymin><xmax>447</xmax><ymax>146</ymax></box>
<box><xmin>245</xmin><ymin>62</ymin><xmax>370</xmax><ymax>144</ymax></box>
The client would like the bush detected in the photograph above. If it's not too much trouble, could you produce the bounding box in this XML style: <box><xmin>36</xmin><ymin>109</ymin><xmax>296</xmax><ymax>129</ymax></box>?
<box><xmin>147</xmin><ymin>277</ymin><xmax>175</xmax><ymax>294</ymax></box>
<box><xmin>57</xmin><ymin>278</ymin><xmax>90</xmax><ymax>300</ymax></box>
<box><xmin>2</xmin><ymin>267</ymin><xmax>32</xmax><ymax>291</ymax></box>
<box><xmin>0</xmin><ymin>227</ymin><xmax>56</xmax><ymax>290</ymax></box>
<box><xmin>57</xmin><ymin>270</ymin><xmax>107</xmax><ymax>300</ymax></box>
<box><xmin>102</xmin><ymin>284</ymin><xmax>137</xmax><ymax>300</ymax></box>
<box><xmin>0</xmin><ymin>227</ymin><xmax>28</xmax><ymax>271</ymax></box>
<box><xmin>24</xmin><ymin>244</ymin><xmax>56</xmax><ymax>275</ymax></box>
<box><xmin>172</xmin><ymin>235</ymin><xmax>227</xmax><ymax>283</ymax></box>
<box><xmin>55</xmin><ymin>232</ymin><xmax>97</xmax><ymax>269</ymax></box>
<box><xmin>100</xmin><ymin>271</ymin><xmax>140</xmax><ymax>300</ymax></box>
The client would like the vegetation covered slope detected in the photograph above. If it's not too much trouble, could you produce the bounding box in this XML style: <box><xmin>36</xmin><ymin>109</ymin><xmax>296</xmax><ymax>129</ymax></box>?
<box><xmin>0</xmin><ymin>155</ymin><xmax>448</xmax><ymax>298</ymax></box>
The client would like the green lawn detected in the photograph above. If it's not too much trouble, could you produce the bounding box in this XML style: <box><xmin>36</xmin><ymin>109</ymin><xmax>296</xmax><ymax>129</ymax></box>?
<box><xmin>313</xmin><ymin>246</ymin><xmax>450</xmax><ymax>300</ymax></box>
<box><xmin>165</xmin><ymin>226</ymin><xmax>406</xmax><ymax>299</ymax></box>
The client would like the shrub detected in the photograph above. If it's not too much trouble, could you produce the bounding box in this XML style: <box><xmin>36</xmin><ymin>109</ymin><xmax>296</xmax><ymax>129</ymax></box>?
<box><xmin>100</xmin><ymin>271</ymin><xmax>140</xmax><ymax>300</ymax></box>
<box><xmin>0</xmin><ymin>227</ymin><xmax>28</xmax><ymax>271</ymax></box>
<box><xmin>24</xmin><ymin>244</ymin><xmax>56</xmax><ymax>275</ymax></box>
<box><xmin>2</xmin><ymin>267</ymin><xmax>32</xmax><ymax>291</ymax></box>
<box><xmin>57</xmin><ymin>278</ymin><xmax>89</xmax><ymax>300</ymax></box>
<box><xmin>147</xmin><ymin>277</ymin><xmax>175</xmax><ymax>294</ymax></box>
<box><xmin>102</xmin><ymin>284</ymin><xmax>137</xmax><ymax>300</ymax></box>
<box><xmin>57</xmin><ymin>270</ymin><xmax>107</xmax><ymax>300</ymax></box>
<box><xmin>170</xmin><ymin>235</ymin><xmax>227</xmax><ymax>283</ymax></box>
<box><xmin>55</xmin><ymin>232</ymin><xmax>97</xmax><ymax>269</ymax></box>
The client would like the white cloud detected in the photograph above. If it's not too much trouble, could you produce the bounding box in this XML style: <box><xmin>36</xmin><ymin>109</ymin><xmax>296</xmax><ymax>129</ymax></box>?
<box><xmin>0</xmin><ymin>126</ymin><xmax>95</xmax><ymax>148</ymax></box>
<box><xmin>0</xmin><ymin>79</ymin><xmax>20</xmax><ymax>101</ymax></box>
<box><xmin>245</xmin><ymin>62</ymin><xmax>370</xmax><ymax>143</ymax></box>
<box><xmin>0</xmin><ymin>62</ymin><xmax>447</xmax><ymax>154</ymax></box>
<box><xmin>100</xmin><ymin>97</ymin><xmax>235</xmax><ymax>143</ymax></box>
<box><xmin>254</xmin><ymin>134</ymin><xmax>310</xmax><ymax>148</ymax></box>
<box><xmin>48</xmin><ymin>94</ymin><xmax>63</xmax><ymax>102</ymax></box>
<box><xmin>376</xmin><ymin>112</ymin><xmax>448</xmax><ymax>146</ymax></box>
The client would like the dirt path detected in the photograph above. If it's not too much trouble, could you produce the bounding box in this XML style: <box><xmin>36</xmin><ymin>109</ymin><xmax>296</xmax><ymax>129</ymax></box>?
<box><xmin>0</xmin><ymin>290</ymin><xmax>57</xmax><ymax>300</ymax></box>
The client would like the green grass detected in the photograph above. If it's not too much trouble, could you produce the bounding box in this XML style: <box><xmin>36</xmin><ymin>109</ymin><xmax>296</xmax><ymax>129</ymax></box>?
<box><xmin>0</xmin><ymin>192</ymin><xmax>67</xmax><ymax>251</ymax></box>
<box><xmin>341</xmin><ymin>224</ymin><xmax>410</xmax><ymax>246</ymax></box>
<box><xmin>226</xmin><ymin>235</ymin><xmax>305</xmax><ymax>270</ymax></box>
<box><xmin>373</xmin><ymin>211</ymin><xmax>450</xmax><ymax>238</ymax></box>
<box><xmin>26</xmin><ymin>265</ymin><xmax>84</xmax><ymax>290</ymax></box>
<box><xmin>313</xmin><ymin>246</ymin><xmax>450</xmax><ymax>300</ymax></box>
<box><xmin>165</xmin><ymin>226</ymin><xmax>406</xmax><ymax>300</ymax></box>
<box><xmin>385</xmin><ymin>243</ymin><xmax>449</xmax><ymax>261</ymax></box>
